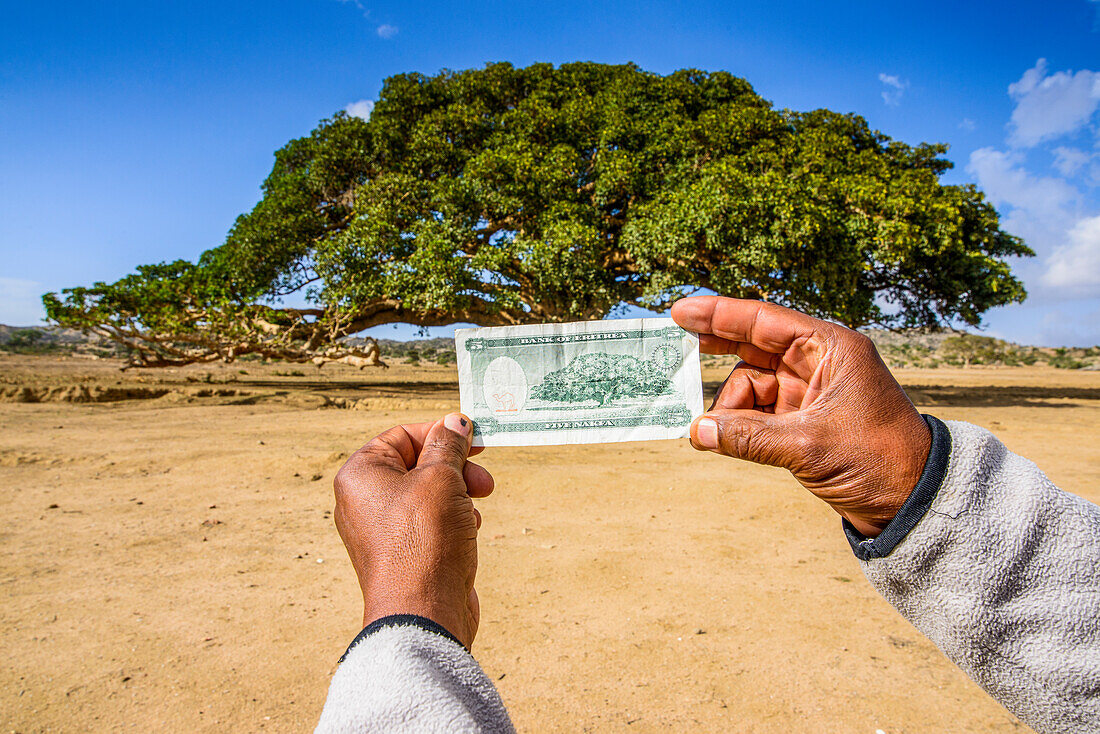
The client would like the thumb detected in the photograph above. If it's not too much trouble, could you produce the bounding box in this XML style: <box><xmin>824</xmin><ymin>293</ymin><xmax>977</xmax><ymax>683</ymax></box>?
<box><xmin>416</xmin><ymin>412</ymin><xmax>474</xmax><ymax>471</ymax></box>
<box><xmin>691</xmin><ymin>409</ymin><xmax>805</xmax><ymax>470</ymax></box>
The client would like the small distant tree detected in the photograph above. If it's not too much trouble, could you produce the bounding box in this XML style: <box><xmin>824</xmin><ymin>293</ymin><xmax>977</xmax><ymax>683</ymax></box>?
<box><xmin>8</xmin><ymin>329</ymin><xmax>44</xmax><ymax>350</ymax></box>
<box><xmin>1048</xmin><ymin>349</ymin><xmax>1085</xmax><ymax>369</ymax></box>
<box><xmin>45</xmin><ymin>63</ymin><xmax>1031</xmax><ymax>369</ymax></box>
<box><xmin>940</xmin><ymin>334</ymin><xmax>1009</xmax><ymax>367</ymax></box>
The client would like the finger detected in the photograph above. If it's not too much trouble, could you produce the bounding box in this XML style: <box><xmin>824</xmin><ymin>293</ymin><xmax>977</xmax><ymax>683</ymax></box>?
<box><xmin>732</xmin><ymin>342</ymin><xmax>783</xmax><ymax>371</ymax></box>
<box><xmin>711</xmin><ymin>369</ymin><xmax>752</xmax><ymax>411</ymax></box>
<box><xmin>417</xmin><ymin>412</ymin><xmax>473</xmax><ymax>471</ymax></box>
<box><xmin>672</xmin><ymin>296</ymin><xmax>823</xmax><ymax>355</ymax></box>
<box><xmin>473</xmin><ymin>507</ymin><xmax>483</xmax><ymax>531</ymax></box>
<box><xmin>697</xmin><ymin>334</ymin><xmax>779</xmax><ymax>371</ymax></box>
<box><xmin>345</xmin><ymin>421</ymin><xmax>436</xmax><ymax>479</ymax></box>
<box><xmin>775</xmin><ymin>369</ymin><xmax>810</xmax><ymax>413</ymax></box>
<box><xmin>712</xmin><ymin>364</ymin><xmax>779</xmax><ymax>411</ymax></box>
<box><xmin>463</xmin><ymin>461</ymin><xmax>495</xmax><ymax>498</ymax></box>
<box><xmin>801</xmin><ymin>349</ymin><xmax>832</xmax><ymax>408</ymax></box>
<box><xmin>353</xmin><ymin>421</ymin><xmax>483</xmax><ymax>467</ymax></box>
<box><xmin>690</xmin><ymin>409</ymin><xmax>804</xmax><ymax>470</ymax></box>
<box><xmin>709</xmin><ymin>371</ymin><xmax>732</xmax><ymax>411</ymax></box>
<box><xmin>698</xmin><ymin>333</ymin><xmax>738</xmax><ymax>355</ymax></box>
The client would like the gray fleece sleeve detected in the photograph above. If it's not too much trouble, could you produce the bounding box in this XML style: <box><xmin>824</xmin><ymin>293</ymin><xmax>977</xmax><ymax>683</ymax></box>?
<box><xmin>315</xmin><ymin>616</ymin><xmax>515</xmax><ymax>733</ymax></box>
<box><xmin>853</xmin><ymin>419</ymin><xmax>1100</xmax><ymax>734</ymax></box>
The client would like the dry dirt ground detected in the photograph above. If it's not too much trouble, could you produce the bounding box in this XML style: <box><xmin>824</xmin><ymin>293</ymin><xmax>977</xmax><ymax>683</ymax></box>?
<box><xmin>2</xmin><ymin>354</ymin><xmax>1098</xmax><ymax>733</ymax></box>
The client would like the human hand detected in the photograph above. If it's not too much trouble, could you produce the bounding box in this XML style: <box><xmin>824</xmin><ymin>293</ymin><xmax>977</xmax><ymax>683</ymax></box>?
<box><xmin>333</xmin><ymin>413</ymin><xmax>494</xmax><ymax>648</ymax></box>
<box><xmin>671</xmin><ymin>296</ymin><xmax>931</xmax><ymax>537</ymax></box>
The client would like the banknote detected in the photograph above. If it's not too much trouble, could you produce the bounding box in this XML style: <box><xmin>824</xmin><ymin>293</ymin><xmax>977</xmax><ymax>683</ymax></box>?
<box><xmin>456</xmin><ymin>318</ymin><xmax>704</xmax><ymax>447</ymax></box>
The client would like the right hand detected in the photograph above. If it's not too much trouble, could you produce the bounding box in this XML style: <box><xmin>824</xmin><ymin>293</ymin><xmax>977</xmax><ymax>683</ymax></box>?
<box><xmin>671</xmin><ymin>296</ymin><xmax>931</xmax><ymax>537</ymax></box>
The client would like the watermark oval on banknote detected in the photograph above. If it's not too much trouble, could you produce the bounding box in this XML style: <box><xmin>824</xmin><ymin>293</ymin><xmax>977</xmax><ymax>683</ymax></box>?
<box><xmin>483</xmin><ymin>356</ymin><xmax>528</xmax><ymax>414</ymax></box>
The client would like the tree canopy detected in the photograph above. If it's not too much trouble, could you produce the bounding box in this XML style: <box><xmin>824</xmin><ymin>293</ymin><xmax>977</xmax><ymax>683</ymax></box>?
<box><xmin>45</xmin><ymin>62</ymin><xmax>1032</xmax><ymax>368</ymax></box>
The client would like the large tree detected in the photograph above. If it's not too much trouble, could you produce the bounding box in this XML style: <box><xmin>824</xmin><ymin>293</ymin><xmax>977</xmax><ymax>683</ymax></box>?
<box><xmin>45</xmin><ymin>62</ymin><xmax>1031</xmax><ymax>368</ymax></box>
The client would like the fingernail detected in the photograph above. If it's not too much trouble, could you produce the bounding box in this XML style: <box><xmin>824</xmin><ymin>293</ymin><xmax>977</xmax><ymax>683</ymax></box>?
<box><xmin>696</xmin><ymin>417</ymin><xmax>719</xmax><ymax>449</ymax></box>
<box><xmin>444</xmin><ymin>413</ymin><xmax>471</xmax><ymax>438</ymax></box>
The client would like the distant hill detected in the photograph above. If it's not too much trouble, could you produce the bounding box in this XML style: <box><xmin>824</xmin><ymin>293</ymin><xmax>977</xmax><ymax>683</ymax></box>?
<box><xmin>3</xmin><ymin>324</ymin><xmax>1097</xmax><ymax>370</ymax></box>
<box><xmin>0</xmin><ymin>324</ymin><xmax>123</xmax><ymax>357</ymax></box>
<box><xmin>350</xmin><ymin>337</ymin><xmax>458</xmax><ymax>365</ymax></box>
<box><xmin>0</xmin><ymin>324</ymin><xmax>85</xmax><ymax>344</ymax></box>
<box><xmin>862</xmin><ymin>329</ymin><xmax>1097</xmax><ymax>370</ymax></box>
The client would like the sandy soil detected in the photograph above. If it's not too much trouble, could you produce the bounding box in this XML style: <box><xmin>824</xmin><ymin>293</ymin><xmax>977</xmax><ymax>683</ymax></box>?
<box><xmin>2</xmin><ymin>354</ymin><xmax>1098</xmax><ymax>733</ymax></box>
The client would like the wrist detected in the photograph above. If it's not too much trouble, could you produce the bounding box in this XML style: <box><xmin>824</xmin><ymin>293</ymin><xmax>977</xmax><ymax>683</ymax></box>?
<box><xmin>846</xmin><ymin>411</ymin><xmax>933</xmax><ymax>537</ymax></box>
<box><xmin>843</xmin><ymin>415</ymin><xmax>951</xmax><ymax>561</ymax></box>
<box><xmin>362</xmin><ymin>589</ymin><xmax>471</xmax><ymax>648</ymax></box>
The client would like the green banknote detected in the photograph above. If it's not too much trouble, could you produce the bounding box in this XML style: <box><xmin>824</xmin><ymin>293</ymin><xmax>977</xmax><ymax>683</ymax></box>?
<box><xmin>456</xmin><ymin>318</ymin><xmax>704</xmax><ymax>447</ymax></box>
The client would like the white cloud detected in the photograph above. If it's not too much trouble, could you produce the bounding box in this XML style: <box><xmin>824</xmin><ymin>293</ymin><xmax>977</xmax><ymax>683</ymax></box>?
<box><xmin>966</xmin><ymin>147</ymin><xmax>1100</xmax><ymax>298</ymax></box>
<box><xmin>1041</xmin><ymin>215</ymin><xmax>1100</xmax><ymax>295</ymax></box>
<box><xmin>1052</xmin><ymin>146</ymin><xmax>1092</xmax><ymax>177</ymax></box>
<box><xmin>958</xmin><ymin>118</ymin><xmax>976</xmax><ymax>131</ymax></box>
<box><xmin>967</xmin><ymin>147</ymin><xmax>1079</xmax><ymax>224</ymax></box>
<box><xmin>338</xmin><ymin>0</ymin><xmax>369</xmax><ymax>17</ymax></box>
<box><xmin>1007</xmin><ymin>59</ymin><xmax>1100</xmax><ymax>148</ymax></box>
<box><xmin>878</xmin><ymin>73</ymin><xmax>908</xmax><ymax>106</ymax></box>
<box><xmin>964</xmin><ymin>59</ymin><xmax>1100</xmax><ymax>339</ymax></box>
<box><xmin>334</xmin><ymin>1</ymin><xmax>398</xmax><ymax>40</ymax></box>
<box><xmin>0</xmin><ymin>278</ymin><xmax>47</xmax><ymax>326</ymax></box>
<box><xmin>345</xmin><ymin>99</ymin><xmax>374</xmax><ymax>120</ymax></box>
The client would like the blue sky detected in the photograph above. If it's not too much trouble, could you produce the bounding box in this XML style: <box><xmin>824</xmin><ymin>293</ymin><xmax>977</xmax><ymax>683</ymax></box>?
<box><xmin>1</xmin><ymin>0</ymin><xmax>1098</xmax><ymax>345</ymax></box>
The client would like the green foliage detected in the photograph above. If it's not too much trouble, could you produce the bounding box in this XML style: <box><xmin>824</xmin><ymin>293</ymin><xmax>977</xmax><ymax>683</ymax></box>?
<box><xmin>1049</xmin><ymin>352</ymin><xmax>1085</xmax><ymax>369</ymax></box>
<box><xmin>531</xmin><ymin>353</ymin><xmax>674</xmax><ymax>406</ymax></box>
<box><xmin>7</xmin><ymin>329</ymin><xmax>45</xmax><ymax>350</ymax></box>
<box><xmin>46</xmin><ymin>62</ymin><xmax>1032</xmax><ymax>367</ymax></box>
<box><xmin>940</xmin><ymin>334</ymin><xmax>1012</xmax><ymax>367</ymax></box>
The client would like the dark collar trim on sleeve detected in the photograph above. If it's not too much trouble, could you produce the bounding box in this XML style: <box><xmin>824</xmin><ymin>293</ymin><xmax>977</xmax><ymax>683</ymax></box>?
<box><xmin>339</xmin><ymin>614</ymin><xmax>466</xmax><ymax>663</ymax></box>
<box><xmin>843</xmin><ymin>414</ymin><xmax>951</xmax><ymax>561</ymax></box>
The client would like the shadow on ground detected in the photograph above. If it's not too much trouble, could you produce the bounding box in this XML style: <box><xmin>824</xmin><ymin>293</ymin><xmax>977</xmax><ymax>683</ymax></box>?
<box><xmin>700</xmin><ymin>380</ymin><xmax>1100</xmax><ymax>409</ymax></box>
<box><xmin>902</xmin><ymin>384</ymin><xmax>1100</xmax><ymax>408</ymax></box>
<box><xmin>238</xmin><ymin>378</ymin><xmax>458</xmax><ymax>398</ymax></box>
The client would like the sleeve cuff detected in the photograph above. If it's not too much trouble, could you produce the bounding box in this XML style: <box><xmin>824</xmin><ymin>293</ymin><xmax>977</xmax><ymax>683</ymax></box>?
<box><xmin>843</xmin><ymin>414</ymin><xmax>951</xmax><ymax>561</ymax></box>
<box><xmin>339</xmin><ymin>614</ymin><xmax>466</xmax><ymax>663</ymax></box>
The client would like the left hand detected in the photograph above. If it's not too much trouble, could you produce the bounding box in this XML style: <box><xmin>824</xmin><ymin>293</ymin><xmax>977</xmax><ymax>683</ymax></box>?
<box><xmin>333</xmin><ymin>413</ymin><xmax>495</xmax><ymax>649</ymax></box>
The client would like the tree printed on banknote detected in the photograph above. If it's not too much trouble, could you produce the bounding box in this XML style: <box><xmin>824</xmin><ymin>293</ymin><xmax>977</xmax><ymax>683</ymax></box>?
<box><xmin>456</xmin><ymin>318</ymin><xmax>704</xmax><ymax>446</ymax></box>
